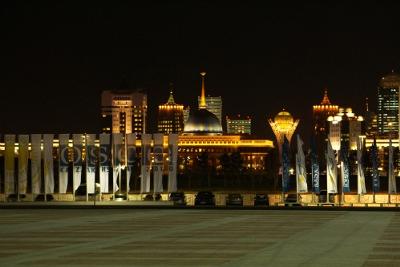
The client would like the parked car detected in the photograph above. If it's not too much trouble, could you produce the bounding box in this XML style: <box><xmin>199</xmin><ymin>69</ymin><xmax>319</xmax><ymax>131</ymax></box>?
<box><xmin>169</xmin><ymin>192</ymin><xmax>186</xmax><ymax>205</ymax></box>
<box><xmin>226</xmin><ymin>193</ymin><xmax>243</xmax><ymax>207</ymax></box>
<box><xmin>254</xmin><ymin>194</ymin><xmax>269</xmax><ymax>206</ymax></box>
<box><xmin>195</xmin><ymin>191</ymin><xmax>215</xmax><ymax>206</ymax></box>
<box><xmin>318</xmin><ymin>190</ymin><xmax>335</xmax><ymax>203</ymax></box>
<box><xmin>143</xmin><ymin>194</ymin><xmax>162</xmax><ymax>201</ymax></box>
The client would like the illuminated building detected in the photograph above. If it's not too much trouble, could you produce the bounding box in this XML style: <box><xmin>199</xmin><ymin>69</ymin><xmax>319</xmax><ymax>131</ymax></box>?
<box><xmin>226</xmin><ymin>115</ymin><xmax>251</xmax><ymax>135</ymax></box>
<box><xmin>268</xmin><ymin>109</ymin><xmax>299</xmax><ymax>156</ymax></box>
<box><xmin>101</xmin><ymin>90</ymin><xmax>147</xmax><ymax>134</ymax></box>
<box><xmin>364</xmin><ymin>97</ymin><xmax>379</xmax><ymax>137</ymax></box>
<box><xmin>327</xmin><ymin>108</ymin><xmax>364</xmax><ymax>151</ymax></box>
<box><xmin>377</xmin><ymin>71</ymin><xmax>400</xmax><ymax>137</ymax></box>
<box><xmin>313</xmin><ymin>89</ymin><xmax>339</xmax><ymax>136</ymax></box>
<box><xmin>157</xmin><ymin>88</ymin><xmax>184</xmax><ymax>134</ymax></box>
<box><xmin>196</xmin><ymin>73</ymin><xmax>222</xmax><ymax>127</ymax></box>
<box><xmin>183</xmin><ymin>106</ymin><xmax>190</xmax><ymax>125</ymax></box>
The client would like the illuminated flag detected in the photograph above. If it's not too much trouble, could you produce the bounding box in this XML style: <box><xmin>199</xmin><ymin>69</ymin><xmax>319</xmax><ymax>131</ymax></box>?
<box><xmin>43</xmin><ymin>134</ymin><xmax>54</xmax><ymax>194</ymax></box>
<box><xmin>18</xmin><ymin>135</ymin><xmax>29</xmax><ymax>194</ymax></box>
<box><xmin>310</xmin><ymin>137</ymin><xmax>320</xmax><ymax>193</ymax></box>
<box><xmin>112</xmin><ymin>133</ymin><xmax>122</xmax><ymax>193</ymax></box>
<box><xmin>4</xmin><ymin>135</ymin><xmax>15</xmax><ymax>194</ymax></box>
<box><xmin>357</xmin><ymin>137</ymin><xmax>367</xmax><ymax>195</ymax></box>
<box><xmin>388</xmin><ymin>138</ymin><xmax>396</xmax><ymax>194</ymax></box>
<box><xmin>72</xmin><ymin>134</ymin><xmax>83</xmax><ymax>192</ymax></box>
<box><xmin>153</xmin><ymin>133</ymin><xmax>164</xmax><ymax>193</ymax></box>
<box><xmin>326</xmin><ymin>138</ymin><xmax>338</xmax><ymax>194</ymax></box>
<box><xmin>141</xmin><ymin>134</ymin><xmax>152</xmax><ymax>193</ymax></box>
<box><xmin>86</xmin><ymin>134</ymin><xmax>97</xmax><ymax>194</ymax></box>
<box><xmin>58</xmin><ymin>134</ymin><xmax>69</xmax><ymax>193</ymax></box>
<box><xmin>99</xmin><ymin>134</ymin><xmax>111</xmax><ymax>193</ymax></box>
<box><xmin>168</xmin><ymin>134</ymin><xmax>178</xmax><ymax>193</ymax></box>
<box><xmin>371</xmin><ymin>137</ymin><xmax>380</xmax><ymax>193</ymax></box>
<box><xmin>31</xmin><ymin>134</ymin><xmax>42</xmax><ymax>194</ymax></box>
<box><xmin>126</xmin><ymin>133</ymin><xmax>136</xmax><ymax>193</ymax></box>
<box><xmin>340</xmin><ymin>143</ymin><xmax>350</xmax><ymax>193</ymax></box>
<box><xmin>282</xmin><ymin>136</ymin><xmax>290</xmax><ymax>193</ymax></box>
<box><xmin>296</xmin><ymin>134</ymin><xmax>307</xmax><ymax>193</ymax></box>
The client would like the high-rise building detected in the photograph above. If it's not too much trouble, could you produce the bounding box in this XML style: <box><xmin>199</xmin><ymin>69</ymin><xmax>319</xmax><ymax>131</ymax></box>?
<box><xmin>183</xmin><ymin>106</ymin><xmax>190</xmax><ymax>125</ymax></box>
<box><xmin>101</xmin><ymin>90</ymin><xmax>147</xmax><ymax>134</ymax></box>
<box><xmin>313</xmin><ymin>89</ymin><xmax>339</xmax><ymax>136</ymax></box>
<box><xmin>157</xmin><ymin>88</ymin><xmax>184</xmax><ymax>134</ymax></box>
<box><xmin>377</xmin><ymin>71</ymin><xmax>400</xmax><ymax>137</ymax></box>
<box><xmin>226</xmin><ymin>115</ymin><xmax>251</xmax><ymax>135</ymax></box>
<box><xmin>196</xmin><ymin>73</ymin><xmax>222</xmax><ymax>125</ymax></box>
<box><xmin>268</xmin><ymin>109</ymin><xmax>299</xmax><ymax>158</ymax></box>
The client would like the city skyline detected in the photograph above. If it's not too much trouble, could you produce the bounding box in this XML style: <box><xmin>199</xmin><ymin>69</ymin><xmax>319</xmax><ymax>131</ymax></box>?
<box><xmin>2</xmin><ymin>2</ymin><xmax>400</xmax><ymax>141</ymax></box>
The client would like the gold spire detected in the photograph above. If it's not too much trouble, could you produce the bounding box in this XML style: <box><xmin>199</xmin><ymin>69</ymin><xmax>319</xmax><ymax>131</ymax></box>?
<box><xmin>167</xmin><ymin>83</ymin><xmax>175</xmax><ymax>104</ymax></box>
<box><xmin>320</xmin><ymin>89</ymin><xmax>332</xmax><ymax>105</ymax></box>
<box><xmin>199</xmin><ymin>72</ymin><xmax>207</xmax><ymax>109</ymax></box>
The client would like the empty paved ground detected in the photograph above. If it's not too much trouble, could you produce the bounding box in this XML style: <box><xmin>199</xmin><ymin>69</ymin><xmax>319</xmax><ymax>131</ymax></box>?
<box><xmin>0</xmin><ymin>209</ymin><xmax>398</xmax><ymax>267</ymax></box>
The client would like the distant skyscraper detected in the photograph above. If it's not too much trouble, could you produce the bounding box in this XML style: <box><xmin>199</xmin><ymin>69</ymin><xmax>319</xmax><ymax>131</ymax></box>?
<box><xmin>313</xmin><ymin>89</ymin><xmax>339</xmax><ymax>136</ymax></box>
<box><xmin>183</xmin><ymin>106</ymin><xmax>190</xmax><ymax>125</ymax></box>
<box><xmin>157</xmin><ymin>88</ymin><xmax>184</xmax><ymax>134</ymax></box>
<box><xmin>196</xmin><ymin>74</ymin><xmax>222</xmax><ymax>124</ymax></box>
<box><xmin>268</xmin><ymin>109</ymin><xmax>299</xmax><ymax>158</ymax></box>
<box><xmin>101</xmin><ymin>90</ymin><xmax>147</xmax><ymax>134</ymax></box>
<box><xmin>226</xmin><ymin>115</ymin><xmax>251</xmax><ymax>135</ymax></box>
<box><xmin>377</xmin><ymin>71</ymin><xmax>400</xmax><ymax>137</ymax></box>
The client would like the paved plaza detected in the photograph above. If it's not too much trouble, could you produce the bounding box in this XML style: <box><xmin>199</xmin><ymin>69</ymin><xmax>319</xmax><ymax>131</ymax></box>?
<box><xmin>0</xmin><ymin>209</ymin><xmax>399</xmax><ymax>267</ymax></box>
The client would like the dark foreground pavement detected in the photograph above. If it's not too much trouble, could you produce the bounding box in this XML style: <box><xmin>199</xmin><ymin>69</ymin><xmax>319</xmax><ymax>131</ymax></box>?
<box><xmin>0</xmin><ymin>209</ymin><xmax>398</xmax><ymax>267</ymax></box>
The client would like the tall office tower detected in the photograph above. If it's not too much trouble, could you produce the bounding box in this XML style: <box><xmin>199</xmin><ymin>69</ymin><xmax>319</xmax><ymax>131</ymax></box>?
<box><xmin>313</xmin><ymin>89</ymin><xmax>339</xmax><ymax>136</ymax></box>
<box><xmin>101</xmin><ymin>90</ymin><xmax>147</xmax><ymax>134</ymax></box>
<box><xmin>226</xmin><ymin>115</ymin><xmax>252</xmax><ymax>135</ymax></box>
<box><xmin>196</xmin><ymin>73</ymin><xmax>222</xmax><ymax>124</ymax></box>
<box><xmin>183</xmin><ymin>106</ymin><xmax>190</xmax><ymax>125</ymax></box>
<box><xmin>157</xmin><ymin>88</ymin><xmax>184</xmax><ymax>134</ymax></box>
<box><xmin>377</xmin><ymin>71</ymin><xmax>400</xmax><ymax>137</ymax></box>
<box><xmin>364</xmin><ymin>97</ymin><xmax>378</xmax><ymax>137</ymax></box>
<box><xmin>268</xmin><ymin>109</ymin><xmax>299</xmax><ymax>158</ymax></box>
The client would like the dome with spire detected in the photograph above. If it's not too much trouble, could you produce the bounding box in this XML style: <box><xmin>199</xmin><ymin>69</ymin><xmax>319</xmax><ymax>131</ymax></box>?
<box><xmin>183</xmin><ymin>72</ymin><xmax>223</xmax><ymax>135</ymax></box>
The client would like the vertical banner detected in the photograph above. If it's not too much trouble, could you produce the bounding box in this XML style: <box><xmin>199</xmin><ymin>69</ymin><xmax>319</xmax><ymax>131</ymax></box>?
<box><xmin>86</xmin><ymin>134</ymin><xmax>97</xmax><ymax>194</ymax></box>
<box><xmin>72</xmin><ymin>134</ymin><xmax>83</xmax><ymax>193</ymax></box>
<box><xmin>167</xmin><ymin>134</ymin><xmax>178</xmax><ymax>193</ymax></box>
<box><xmin>43</xmin><ymin>134</ymin><xmax>54</xmax><ymax>194</ymax></box>
<box><xmin>340</xmin><ymin>144</ymin><xmax>350</xmax><ymax>193</ymax></box>
<box><xmin>310</xmin><ymin>137</ymin><xmax>320</xmax><ymax>194</ymax></box>
<box><xmin>371</xmin><ymin>138</ymin><xmax>380</xmax><ymax>193</ymax></box>
<box><xmin>140</xmin><ymin>134</ymin><xmax>152</xmax><ymax>193</ymax></box>
<box><xmin>326</xmin><ymin>139</ymin><xmax>338</xmax><ymax>194</ymax></box>
<box><xmin>99</xmin><ymin>134</ymin><xmax>111</xmax><ymax>193</ymax></box>
<box><xmin>18</xmin><ymin>135</ymin><xmax>29</xmax><ymax>194</ymax></box>
<box><xmin>112</xmin><ymin>133</ymin><xmax>122</xmax><ymax>193</ymax></box>
<box><xmin>126</xmin><ymin>133</ymin><xmax>136</xmax><ymax>193</ymax></box>
<box><xmin>281</xmin><ymin>136</ymin><xmax>290</xmax><ymax>193</ymax></box>
<box><xmin>31</xmin><ymin>134</ymin><xmax>42</xmax><ymax>195</ymax></box>
<box><xmin>153</xmin><ymin>133</ymin><xmax>164</xmax><ymax>193</ymax></box>
<box><xmin>357</xmin><ymin>137</ymin><xmax>367</xmax><ymax>195</ymax></box>
<box><xmin>4</xmin><ymin>135</ymin><xmax>15</xmax><ymax>194</ymax></box>
<box><xmin>296</xmin><ymin>135</ymin><xmax>308</xmax><ymax>193</ymax></box>
<box><xmin>58</xmin><ymin>134</ymin><xmax>69</xmax><ymax>193</ymax></box>
<box><xmin>388</xmin><ymin>138</ymin><xmax>397</xmax><ymax>194</ymax></box>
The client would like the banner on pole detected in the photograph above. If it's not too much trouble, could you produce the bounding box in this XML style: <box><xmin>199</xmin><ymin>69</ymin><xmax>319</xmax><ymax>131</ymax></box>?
<box><xmin>18</xmin><ymin>135</ymin><xmax>29</xmax><ymax>194</ymax></box>
<box><xmin>126</xmin><ymin>133</ymin><xmax>136</xmax><ymax>193</ymax></box>
<box><xmin>112</xmin><ymin>133</ymin><xmax>122</xmax><ymax>193</ymax></box>
<box><xmin>153</xmin><ymin>133</ymin><xmax>164</xmax><ymax>193</ymax></box>
<box><xmin>326</xmin><ymin>138</ymin><xmax>338</xmax><ymax>194</ymax></box>
<box><xmin>72</xmin><ymin>134</ymin><xmax>83</xmax><ymax>192</ymax></box>
<box><xmin>168</xmin><ymin>134</ymin><xmax>178</xmax><ymax>193</ymax></box>
<box><xmin>282</xmin><ymin>136</ymin><xmax>290</xmax><ymax>193</ymax></box>
<box><xmin>31</xmin><ymin>134</ymin><xmax>42</xmax><ymax>194</ymax></box>
<box><xmin>99</xmin><ymin>134</ymin><xmax>111</xmax><ymax>193</ymax></box>
<box><xmin>140</xmin><ymin>134</ymin><xmax>152</xmax><ymax>193</ymax></box>
<box><xmin>86</xmin><ymin>134</ymin><xmax>97</xmax><ymax>194</ymax></box>
<box><xmin>371</xmin><ymin>138</ymin><xmax>380</xmax><ymax>193</ymax></box>
<box><xmin>357</xmin><ymin>137</ymin><xmax>367</xmax><ymax>195</ymax></box>
<box><xmin>340</xmin><ymin>144</ymin><xmax>351</xmax><ymax>193</ymax></box>
<box><xmin>58</xmin><ymin>134</ymin><xmax>69</xmax><ymax>193</ymax></box>
<box><xmin>4</xmin><ymin>135</ymin><xmax>15</xmax><ymax>194</ymax></box>
<box><xmin>310</xmin><ymin>137</ymin><xmax>320</xmax><ymax>193</ymax></box>
<box><xmin>296</xmin><ymin>135</ymin><xmax>308</xmax><ymax>193</ymax></box>
<box><xmin>43</xmin><ymin>134</ymin><xmax>54</xmax><ymax>194</ymax></box>
<box><xmin>388</xmin><ymin>138</ymin><xmax>397</xmax><ymax>194</ymax></box>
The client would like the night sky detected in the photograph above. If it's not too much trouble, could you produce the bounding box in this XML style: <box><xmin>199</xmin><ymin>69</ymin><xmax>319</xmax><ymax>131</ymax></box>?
<box><xmin>1</xmin><ymin>1</ymin><xmax>400</xmax><ymax>141</ymax></box>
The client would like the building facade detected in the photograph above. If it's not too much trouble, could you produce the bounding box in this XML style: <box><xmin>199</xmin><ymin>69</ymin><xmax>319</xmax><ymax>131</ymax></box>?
<box><xmin>226</xmin><ymin>115</ymin><xmax>252</xmax><ymax>135</ymax></box>
<box><xmin>377</xmin><ymin>72</ymin><xmax>400</xmax><ymax>137</ymax></box>
<box><xmin>101</xmin><ymin>90</ymin><xmax>147</xmax><ymax>135</ymax></box>
<box><xmin>157</xmin><ymin>89</ymin><xmax>184</xmax><ymax>134</ymax></box>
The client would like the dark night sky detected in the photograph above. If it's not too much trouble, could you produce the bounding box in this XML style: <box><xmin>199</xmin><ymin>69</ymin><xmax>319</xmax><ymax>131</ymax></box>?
<box><xmin>1</xmin><ymin>1</ymin><xmax>400</xmax><ymax>141</ymax></box>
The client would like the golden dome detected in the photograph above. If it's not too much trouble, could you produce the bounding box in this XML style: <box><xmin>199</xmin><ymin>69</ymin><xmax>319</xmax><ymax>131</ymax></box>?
<box><xmin>274</xmin><ymin>110</ymin><xmax>294</xmax><ymax>124</ymax></box>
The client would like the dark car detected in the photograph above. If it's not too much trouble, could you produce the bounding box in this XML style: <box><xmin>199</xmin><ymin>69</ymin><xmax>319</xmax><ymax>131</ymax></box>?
<box><xmin>143</xmin><ymin>194</ymin><xmax>162</xmax><ymax>201</ymax></box>
<box><xmin>226</xmin><ymin>193</ymin><xmax>243</xmax><ymax>207</ymax></box>
<box><xmin>285</xmin><ymin>193</ymin><xmax>299</xmax><ymax>206</ymax></box>
<box><xmin>169</xmin><ymin>192</ymin><xmax>186</xmax><ymax>205</ymax></box>
<box><xmin>195</xmin><ymin>191</ymin><xmax>215</xmax><ymax>206</ymax></box>
<box><xmin>318</xmin><ymin>190</ymin><xmax>335</xmax><ymax>203</ymax></box>
<box><xmin>254</xmin><ymin>194</ymin><xmax>269</xmax><ymax>206</ymax></box>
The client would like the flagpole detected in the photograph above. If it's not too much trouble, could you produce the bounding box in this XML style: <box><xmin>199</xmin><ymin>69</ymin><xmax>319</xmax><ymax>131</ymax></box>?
<box><xmin>125</xmin><ymin>133</ymin><xmax>129</xmax><ymax>202</ymax></box>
